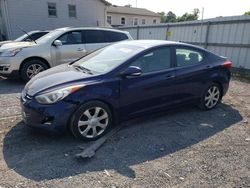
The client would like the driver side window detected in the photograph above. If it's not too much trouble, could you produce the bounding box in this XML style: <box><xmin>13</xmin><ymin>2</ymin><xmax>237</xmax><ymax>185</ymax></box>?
<box><xmin>57</xmin><ymin>31</ymin><xmax>82</xmax><ymax>45</ymax></box>
<box><xmin>130</xmin><ymin>47</ymin><xmax>171</xmax><ymax>74</ymax></box>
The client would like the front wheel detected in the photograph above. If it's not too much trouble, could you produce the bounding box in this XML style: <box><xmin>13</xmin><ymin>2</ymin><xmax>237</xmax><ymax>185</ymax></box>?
<box><xmin>199</xmin><ymin>84</ymin><xmax>222</xmax><ymax>110</ymax></box>
<box><xmin>70</xmin><ymin>101</ymin><xmax>112</xmax><ymax>141</ymax></box>
<box><xmin>20</xmin><ymin>59</ymin><xmax>48</xmax><ymax>82</ymax></box>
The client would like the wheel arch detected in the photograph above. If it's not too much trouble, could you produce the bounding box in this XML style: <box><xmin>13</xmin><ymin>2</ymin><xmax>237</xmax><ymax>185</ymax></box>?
<box><xmin>67</xmin><ymin>99</ymin><xmax>118</xmax><ymax>132</ymax></box>
<box><xmin>19</xmin><ymin>57</ymin><xmax>51</xmax><ymax>75</ymax></box>
<box><xmin>212</xmin><ymin>80</ymin><xmax>223</xmax><ymax>98</ymax></box>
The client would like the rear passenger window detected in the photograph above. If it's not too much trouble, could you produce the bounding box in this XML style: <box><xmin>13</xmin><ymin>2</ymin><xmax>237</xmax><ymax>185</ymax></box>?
<box><xmin>176</xmin><ymin>48</ymin><xmax>203</xmax><ymax>67</ymax></box>
<box><xmin>104</xmin><ymin>31</ymin><xmax>128</xmax><ymax>42</ymax></box>
<box><xmin>131</xmin><ymin>47</ymin><xmax>171</xmax><ymax>73</ymax></box>
<box><xmin>83</xmin><ymin>30</ymin><xmax>105</xmax><ymax>43</ymax></box>
<box><xmin>57</xmin><ymin>31</ymin><xmax>82</xmax><ymax>45</ymax></box>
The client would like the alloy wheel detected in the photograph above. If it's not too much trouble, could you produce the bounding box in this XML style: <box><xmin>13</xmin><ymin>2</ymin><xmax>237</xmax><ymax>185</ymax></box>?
<box><xmin>26</xmin><ymin>64</ymin><xmax>45</xmax><ymax>78</ymax></box>
<box><xmin>77</xmin><ymin>107</ymin><xmax>109</xmax><ymax>138</ymax></box>
<box><xmin>204</xmin><ymin>86</ymin><xmax>220</xmax><ymax>109</ymax></box>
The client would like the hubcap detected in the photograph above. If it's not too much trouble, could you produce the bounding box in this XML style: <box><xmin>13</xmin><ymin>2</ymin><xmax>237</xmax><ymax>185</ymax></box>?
<box><xmin>78</xmin><ymin>107</ymin><xmax>109</xmax><ymax>138</ymax></box>
<box><xmin>205</xmin><ymin>86</ymin><xmax>220</xmax><ymax>109</ymax></box>
<box><xmin>26</xmin><ymin>64</ymin><xmax>44</xmax><ymax>78</ymax></box>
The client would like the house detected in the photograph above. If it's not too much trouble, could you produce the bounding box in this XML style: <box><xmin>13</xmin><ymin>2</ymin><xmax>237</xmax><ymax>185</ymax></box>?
<box><xmin>0</xmin><ymin>0</ymin><xmax>110</xmax><ymax>40</ymax></box>
<box><xmin>107</xmin><ymin>5</ymin><xmax>161</xmax><ymax>27</ymax></box>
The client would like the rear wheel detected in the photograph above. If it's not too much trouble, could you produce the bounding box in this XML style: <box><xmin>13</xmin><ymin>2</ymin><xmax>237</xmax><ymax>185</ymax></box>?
<box><xmin>70</xmin><ymin>101</ymin><xmax>112</xmax><ymax>141</ymax></box>
<box><xmin>199</xmin><ymin>83</ymin><xmax>221</xmax><ymax>110</ymax></box>
<box><xmin>20</xmin><ymin>59</ymin><xmax>49</xmax><ymax>82</ymax></box>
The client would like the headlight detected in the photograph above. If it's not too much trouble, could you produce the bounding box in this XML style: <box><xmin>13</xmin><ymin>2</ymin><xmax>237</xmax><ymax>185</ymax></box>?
<box><xmin>0</xmin><ymin>48</ymin><xmax>22</xmax><ymax>57</ymax></box>
<box><xmin>35</xmin><ymin>85</ymin><xmax>84</xmax><ymax>104</ymax></box>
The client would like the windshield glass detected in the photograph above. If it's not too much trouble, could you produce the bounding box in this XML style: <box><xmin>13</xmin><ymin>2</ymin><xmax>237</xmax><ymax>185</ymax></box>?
<box><xmin>74</xmin><ymin>43</ymin><xmax>145</xmax><ymax>74</ymax></box>
<box><xmin>36</xmin><ymin>29</ymin><xmax>65</xmax><ymax>44</ymax></box>
<box><xmin>15</xmin><ymin>33</ymin><xmax>28</xmax><ymax>42</ymax></box>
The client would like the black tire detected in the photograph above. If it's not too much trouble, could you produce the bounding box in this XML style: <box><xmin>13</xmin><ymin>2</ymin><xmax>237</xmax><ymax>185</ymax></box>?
<box><xmin>199</xmin><ymin>83</ymin><xmax>222</xmax><ymax>110</ymax></box>
<box><xmin>20</xmin><ymin>59</ymin><xmax>49</xmax><ymax>82</ymax></box>
<box><xmin>70</xmin><ymin>101</ymin><xmax>113</xmax><ymax>141</ymax></box>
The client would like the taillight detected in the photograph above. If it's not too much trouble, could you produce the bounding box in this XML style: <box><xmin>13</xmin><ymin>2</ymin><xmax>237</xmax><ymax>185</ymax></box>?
<box><xmin>222</xmin><ymin>61</ymin><xmax>232</xmax><ymax>69</ymax></box>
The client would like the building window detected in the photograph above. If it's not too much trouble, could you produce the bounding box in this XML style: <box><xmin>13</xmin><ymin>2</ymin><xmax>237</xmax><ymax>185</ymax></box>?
<box><xmin>142</xmin><ymin>19</ymin><xmax>146</xmax><ymax>25</ymax></box>
<box><xmin>153</xmin><ymin>19</ymin><xmax>157</xmax><ymax>24</ymax></box>
<box><xmin>121</xmin><ymin>17</ymin><xmax>126</xmax><ymax>25</ymax></box>
<box><xmin>48</xmin><ymin>2</ymin><xmax>57</xmax><ymax>17</ymax></box>
<box><xmin>107</xmin><ymin>16</ymin><xmax>112</xmax><ymax>24</ymax></box>
<box><xmin>68</xmin><ymin>5</ymin><xmax>77</xmax><ymax>18</ymax></box>
<box><xmin>133</xmin><ymin>18</ymin><xmax>138</xmax><ymax>26</ymax></box>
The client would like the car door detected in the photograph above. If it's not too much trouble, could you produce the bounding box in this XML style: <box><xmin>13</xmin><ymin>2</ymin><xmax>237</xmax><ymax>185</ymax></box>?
<box><xmin>173</xmin><ymin>46</ymin><xmax>210</xmax><ymax>103</ymax></box>
<box><xmin>119</xmin><ymin>46</ymin><xmax>177</xmax><ymax>118</ymax></box>
<box><xmin>83</xmin><ymin>30</ymin><xmax>110</xmax><ymax>54</ymax></box>
<box><xmin>51</xmin><ymin>30</ymin><xmax>87</xmax><ymax>65</ymax></box>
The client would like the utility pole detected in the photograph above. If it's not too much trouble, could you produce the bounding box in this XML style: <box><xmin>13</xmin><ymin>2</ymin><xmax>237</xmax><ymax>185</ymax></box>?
<box><xmin>200</xmin><ymin>7</ymin><xmax>204</xmax><ymax>46</ymax></box>
<box><xmin>136</xmin><ymin>0</ymin><xmax>138</xmax><ymax>7</ymax></box>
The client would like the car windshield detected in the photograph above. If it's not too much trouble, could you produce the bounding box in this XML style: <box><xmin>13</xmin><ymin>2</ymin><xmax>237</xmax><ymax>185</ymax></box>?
<box><xmin>15</xmin><ymin>33</ymin><xmax>30</xmax><ymax>42</ymax></box>
<box><xmin>36</xmin><ymin>29</ymin><xmax>66</xmax><ymax>44</ymax></box>
<box><xmin>74</xmin><ymin>43</ymin><xmax>145</xmax><ymax>74</ymax></box>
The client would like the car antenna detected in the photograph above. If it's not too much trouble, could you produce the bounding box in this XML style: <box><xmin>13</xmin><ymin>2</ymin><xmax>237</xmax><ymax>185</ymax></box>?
<box><xmin>17</xmin><ymin>25</ymin><xmax>37</xmax><ymax>44</ymax></box>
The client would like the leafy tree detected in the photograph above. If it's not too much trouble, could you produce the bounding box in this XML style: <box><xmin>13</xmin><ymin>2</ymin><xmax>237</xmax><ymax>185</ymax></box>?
<box><xmin>158</xmin><ymin>12</ymin><xmax>166</xmax><ymax>23</ymax></box>
<box><xmin>159</xmin><ymin>9</ymin><xmax>200</xmax><ymax>23</ymax></box>
<box><xmin>244</xmin><ymin>11</ymin><xmax>250</xmax><ymax>15</ymax></box>
<box><xmin>177</xmin><ymin>9</ymin><xmax>200</xmax><ymax>22</ymax></box>
<box><xmin>166</xmin><ymin>11</ymin><xmax>177</xmax><ymax>22</ymax></box>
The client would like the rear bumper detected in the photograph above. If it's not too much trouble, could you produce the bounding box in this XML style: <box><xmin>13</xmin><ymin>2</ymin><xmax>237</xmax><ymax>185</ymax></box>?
<box><xmin>222</xmin><ymin>82</ymin><xmax>229</xmax><ymax>96</ymax></box>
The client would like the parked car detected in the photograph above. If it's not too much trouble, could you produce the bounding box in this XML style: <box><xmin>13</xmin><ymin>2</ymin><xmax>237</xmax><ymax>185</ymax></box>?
<box><xmin>0</xmin><ymin>27</ymin><xmax>133</xmax><ymax>81</ymax></box>
<box><xmin>21</xmin><ymin>40</ymin><xmax>232</xmax><ymax>141</ymax></box>
<box><xmin>0</xmin><ymin>30</ymin><xmax>49</xmax><ymax>47</ymax></box>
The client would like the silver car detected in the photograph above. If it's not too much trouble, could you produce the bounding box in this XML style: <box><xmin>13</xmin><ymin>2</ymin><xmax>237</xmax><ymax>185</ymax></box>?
<box><xmin>0</xmin><ymin>27</ymin><xmax>133</xmax><ymax>81</ymax></box>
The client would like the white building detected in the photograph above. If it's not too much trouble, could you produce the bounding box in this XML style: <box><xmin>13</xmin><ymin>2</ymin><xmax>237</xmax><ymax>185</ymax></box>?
<box><xmin>107</xmin><ymin>5</ymin><xmax>161</xmax><ymax>27</ymax></box>
<box><xmin>0</xmin><ymin>0</ymin><xmax>110</xmax><ymax>40</ymax></box>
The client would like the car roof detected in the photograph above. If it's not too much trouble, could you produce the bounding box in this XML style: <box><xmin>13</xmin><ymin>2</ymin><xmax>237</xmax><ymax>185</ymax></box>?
<box><xmin>117</xmin><ymin>40</ymin><xmax>208</xmax><ymax>51</ymax></box>
<box><xmin>54</xmin><ymin>27</ymin><xmax>129</xmax><ymax>34</ymax></box>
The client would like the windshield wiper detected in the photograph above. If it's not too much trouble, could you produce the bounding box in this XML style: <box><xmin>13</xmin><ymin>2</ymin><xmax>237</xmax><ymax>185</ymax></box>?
<box><xmin>17</xmin><ymin>25</ymin><xmax>37</xmax><ymax>44</ymax></box>
<box><xmin>73</xmin><ymin>65</ymin><xmax>93</xmax><ymax>75</ymax></box>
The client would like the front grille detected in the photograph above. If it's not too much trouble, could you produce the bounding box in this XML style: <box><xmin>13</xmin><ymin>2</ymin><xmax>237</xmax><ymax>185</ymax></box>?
<box><xmin>21</xmin><ymin>90</ymin><xmax>32</xmax><ymax>102</ymax></box>
<box><xmin>25</xmin><ymin>94</ymin><xmax>32</xmax><ymax>100</ymax></box>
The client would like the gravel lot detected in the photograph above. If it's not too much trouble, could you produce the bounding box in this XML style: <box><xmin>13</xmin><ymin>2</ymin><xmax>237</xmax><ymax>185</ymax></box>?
<box><xmin>0</xmin><ymin>77</ymin><xmax>249</xmax><ymax>188</ymax></box>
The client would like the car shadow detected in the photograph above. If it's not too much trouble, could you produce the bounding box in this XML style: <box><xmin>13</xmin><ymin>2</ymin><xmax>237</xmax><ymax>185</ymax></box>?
<box><xmin>0</xmin><ymin>77</ymin><xmax>25</xmax><ymax>94</ymax></box>
<box><xmin>3</xmin><ymin>103</ymin><xmax>242</xmax><ymax>181</ymax></box>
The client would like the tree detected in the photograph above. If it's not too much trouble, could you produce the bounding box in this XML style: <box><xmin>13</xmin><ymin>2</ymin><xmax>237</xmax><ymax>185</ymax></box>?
<box><xmin>158</xmin><ymin>9</ymin><xmax>200</xmax><ymax>23</ymax></box>
<box><xmin>165</xmin><ymin>11</ymin><xmax>177</xmax><ymax>22</ymax></box>
<box><xmin>158</xmin><ymin>12</ymin><xmax>166</xmax><ymax>23</ymax></box>
<box><xmin>244</xmin><ymin>11</ymin><xmax>250</xmax><ymax>15</ymax></box>
<box><xmin>177</xmin><ymin>9</ymin><xmax>200</xmax><ymax>22</ymax></box>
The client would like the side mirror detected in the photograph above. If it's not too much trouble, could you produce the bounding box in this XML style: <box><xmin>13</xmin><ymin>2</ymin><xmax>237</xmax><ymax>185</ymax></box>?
<box><xmin>53</xmin><ymin>40</ymin><xmax>63</xmax><ymax>47</ymax></box>
<box><xmin>121</xmin><ymin>66</ymin><xmax>142</xmax><ymax>77</ymax></box>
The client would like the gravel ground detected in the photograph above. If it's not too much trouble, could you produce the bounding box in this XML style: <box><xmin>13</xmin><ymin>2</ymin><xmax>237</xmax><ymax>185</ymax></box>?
<box><xmin>0</xmin><ymin>77</ymin><xmax>249</xmax><ymax>188</ymax></box>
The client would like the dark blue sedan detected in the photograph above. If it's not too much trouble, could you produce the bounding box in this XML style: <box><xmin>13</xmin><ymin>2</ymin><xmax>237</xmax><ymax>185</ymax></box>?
<box><xmin>21</xmin><ymin>40</ymin><xmax>232</xmax><ymax>140</ymax></box>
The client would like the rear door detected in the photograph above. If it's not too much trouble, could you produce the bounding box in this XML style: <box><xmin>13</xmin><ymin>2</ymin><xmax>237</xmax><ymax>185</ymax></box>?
<box><xmin>82</xmin><ymin>30</ymin><xmax>110</xmax><ymax>54</ymax></box>
<box><xmin>51</xmin><ymin>30</ymin><xmax>87</xmax><ymax>65</ymax></box>
<box><xmin>119</xmin><ymin>46</ymin><xmax>177</xmax><ymax>118</ymax></box>
<box><xmin>173</xmin><ymin>46</ymin><xmax>210</xmax><ymax>103</ymax></box>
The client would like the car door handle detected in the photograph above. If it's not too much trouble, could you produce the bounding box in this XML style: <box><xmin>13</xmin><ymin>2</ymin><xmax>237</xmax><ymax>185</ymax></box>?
<box><xmin>206</xmin><ymin>65</ymin><xmax>213</xmax><ymax>69</ymax></box>
<box><xmin>165</xmin><ymin>75</ymin><xmax>175</xmax><ymax>79</ymax></box>
<box><xmin>77</xmin><ymin>48</ymin><xmax>86</xmax><ymax>52</ymax></box>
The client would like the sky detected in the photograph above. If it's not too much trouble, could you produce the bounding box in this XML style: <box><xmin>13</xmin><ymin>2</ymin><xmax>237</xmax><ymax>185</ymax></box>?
<box><xmin>107</xmin><ymin>0</ymin><xmax>250</xmax><ymax>19</ymax></box>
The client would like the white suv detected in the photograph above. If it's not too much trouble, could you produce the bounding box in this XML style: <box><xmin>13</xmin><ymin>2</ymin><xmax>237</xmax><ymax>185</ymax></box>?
<box><xmin>0</xmin><ymin>27</ymin><xmax>133</xmax><ymax>81</ymax></box>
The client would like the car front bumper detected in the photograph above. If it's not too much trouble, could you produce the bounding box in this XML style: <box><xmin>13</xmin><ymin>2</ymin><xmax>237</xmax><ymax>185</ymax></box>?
<box><xmin>20</xmin><ymin>93</ymin><xmax>78</xmax><ymax>133</ymax></box>
<box><xmin>0</xmin><ymin>56</ymin><xmax>22</xmax><ymax>78</ymax></box>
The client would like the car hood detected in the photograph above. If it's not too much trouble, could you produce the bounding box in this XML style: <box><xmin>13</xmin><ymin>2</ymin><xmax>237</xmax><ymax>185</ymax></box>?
<box><xmin>0</xmin><ymin>41</ymin><xmax>36</xmax><ymax>50</ymax></box>
<box><xmin>0</xmin><ymin>40</ymin><xmax>14</xmax><ymax>45</ymax></box>
<box><xmin>24</xmin><ymin>64</ymin><xmax>95</xmax><ymax>96</ymax></box>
